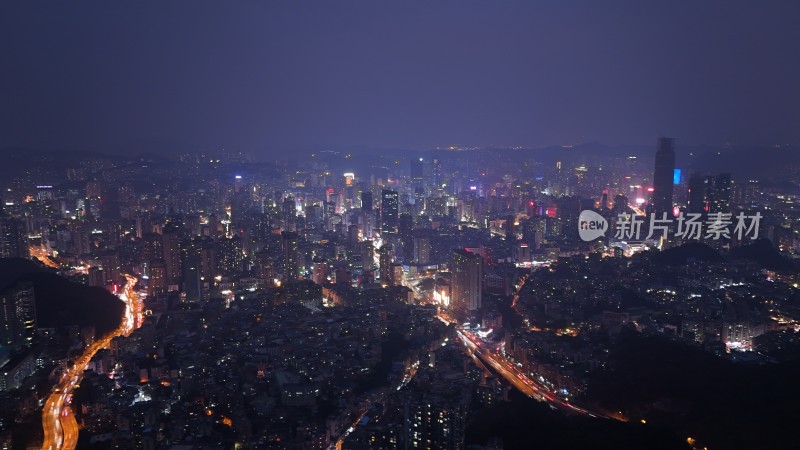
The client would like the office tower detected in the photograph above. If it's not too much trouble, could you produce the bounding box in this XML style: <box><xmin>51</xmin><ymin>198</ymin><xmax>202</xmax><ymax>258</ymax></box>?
<box><xmin>183</xmin><ymin>257</ymin><xmax>202</xmax><ymax>301</ymax></box>
<box><xmin>709</xmin><ymin>173</ymin><xmax>732</xmax><ymax>213</ymax></box>
<box><xmin>687</xmin><ymin>173</ymin><xmax>707</xmax><ymax>214</ymax></box>
<box><xmin>413</xmin><ymin>230</ymin><xmax>431</xmax><ymax>265</ymax></box>
<box><xmin>398</xmin><ymin>213</ymin><xmax>414</xmax><ymax>261</ymax></box>
<box><xmin>0</xmin><ymin>282</ymin><xmax>36</xmax><ymax>348</ymax></box>
<box><xmin>652</xmin><ymin>137</ymin><xmax>676</xmax><ymax>216</ymax></box>
<box><xmin>282</xmin><ymin>194</ymin><xmax>297</xmax><ymax>232</ymax></box>
<box><xmin>281</xmin><ymin>231</ymin><xmax>300</xmax><ymax>281</ymax></box>
<box><xmin>379</xmin><ymin>244</ymin><xmax>394</xmax><ymax>284</ymax></box>
<box><xmin>504</xmin><ymin>214</ymin><xmax>516</xmax><ymax>243</ymax></box>
<box><xmin>733</xmin><ymin>179</ymin><xmax>760</xmax><ymax>208</ymax></box>
<box><xmin>556</xmin><ymin>196</ymin><xmax>581</xmax><ymax>241</ymax></box>
<box><xmin>410</xmin><ymin>157</ymin><xmax>424</xmax><ymax>182</ymax></box>
<box><xmin>161</xmin><ymin>225</ymin><xmax>182</xmax><ymax>289</ymax></box>
<box><xmin>521</xmin><ymin>219</ymin><xmax>536</xmax><ymax>249</ymax></box>
<box><xmin>305</xmin><ymin>203</ymin><xmax>323</xmax><ymax>229</ymax></box>
<box><xmin>348</xmin><ymin>224</ymin><xmax>360</xmax><ymax>247</ymax></box>
<box><xmin>360</xmin><ymin>191</ymin><xmax>373</xmax><ymax>212</ymax></box>
<box><xmin>360</xmin><ymin>241</ymin><xmax>375</xmax><ymax>271</ymax></box>
<box><xmin>413</xmin><ymin>187</ymin><xmax>425</xmax><ymax>215</ymax></box>
<box><xmin>360</xmin><ymin>191</ymin><xmax>375</xmax><ymax>238</ymax></box>
<box><xmin>432</xmin><ymin>156</ymin><xmax>443</xmax><ymax>186</ymax></box>
<box><xmin>381</xmin><ymin>189</ymin><xmax>399</xmax><ymax>233</ymax></box>
<box><xmin>451</xmin><ymin>249</ymin><xmax>482</xmax><ymax>313</ymax></box>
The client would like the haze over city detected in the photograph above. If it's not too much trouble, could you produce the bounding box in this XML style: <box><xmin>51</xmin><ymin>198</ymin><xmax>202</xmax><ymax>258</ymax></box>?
<box><xmin>2</xmin><ymin>1</ymin><xmax>800</xmax><ymax>155</ymax></box>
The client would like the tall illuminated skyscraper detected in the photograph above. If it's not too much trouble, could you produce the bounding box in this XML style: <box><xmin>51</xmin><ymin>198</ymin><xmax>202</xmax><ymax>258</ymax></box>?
<box><xmin>410</xmin><ymin>157</ymin><xmax>424</xmax><ymax>183</ymax></box>
<box><xmin>0</xmin><ymin>202</ymin><xmax>28</xmax><ymax>259</ymax></box>
<box><xmin>0</xmin><ymin>282</ymin><xmax>36</xmax><ymax>348</ymax></box>
<box><xmin>432</xmin><ymin>156</ymin><xmax>442</xmax><ymax>187</ymax></box>
<box><xmin>281</xmin><ymin>231</ymin><xmax>300</xmax><ymax>281</ymax></box>
<box><xmin>379</xmin><ymin>244</ymin><xmax>394</xmax><ymax>284</ymax></box>
<box><xmin>652</xmin><ymin>137</ymin><xmax>675</xmax><ymax>216</ymax></box>
<box><xmin>381</xmin><ymin>189</ymin><xmax>399</xmax><ymax>233</ymax></box>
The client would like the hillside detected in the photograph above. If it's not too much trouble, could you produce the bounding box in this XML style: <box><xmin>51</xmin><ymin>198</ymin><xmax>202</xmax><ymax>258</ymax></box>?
<box><xmin>0</xmin><ymin>258</ymin><xmax>124</xmax><ymax>336</ymax></box>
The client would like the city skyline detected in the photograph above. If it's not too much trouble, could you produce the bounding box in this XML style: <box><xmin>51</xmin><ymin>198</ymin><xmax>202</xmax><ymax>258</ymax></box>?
<box><xmin>1</xmin><ymin>2</ymin><xmax>799</xmax><ymax>450</ymax></box>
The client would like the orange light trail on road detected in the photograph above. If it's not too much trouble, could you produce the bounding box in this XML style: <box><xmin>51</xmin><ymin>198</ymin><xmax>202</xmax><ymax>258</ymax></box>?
<box><xmin>41</xmin><ymin>275</ymin><xmax>143</xmax><ymax>450</ymax></box>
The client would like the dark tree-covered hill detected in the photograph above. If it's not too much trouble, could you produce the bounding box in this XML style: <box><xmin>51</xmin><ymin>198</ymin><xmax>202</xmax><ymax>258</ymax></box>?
<box><xmin>0</xmin><ymin>258</ymin><xmax>124</xmax><ymax>336</ymax></box>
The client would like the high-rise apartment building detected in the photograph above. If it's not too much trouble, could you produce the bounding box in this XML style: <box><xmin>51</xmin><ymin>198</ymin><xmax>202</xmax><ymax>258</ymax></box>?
<box><xmin>281</xmin><ymin>231</ymin><xmax>300</xmax><ymax>281</ymax></box>
<box><xmin>0</xmin><ymin>282</ymin><xmax>36</xmax><ymax>348</ymax></box>
<box><xmin>451</xmin><ymin>249</ymin><xmax>482</xmax><ymax>313</ymax></box>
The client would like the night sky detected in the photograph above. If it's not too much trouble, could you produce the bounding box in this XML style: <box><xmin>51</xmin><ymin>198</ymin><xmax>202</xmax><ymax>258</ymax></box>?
<box><xmin>2</xmin><ymin>1</ymin><xmax>799</xmax><ymax>155</ymax></box>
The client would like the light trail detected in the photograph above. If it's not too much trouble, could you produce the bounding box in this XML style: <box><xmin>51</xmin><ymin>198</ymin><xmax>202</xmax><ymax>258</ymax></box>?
<box><xmin>30</xmin><ymin>246</ymin><xmax>61</xmax><ymax>269</ymax></box>
<box><xmin>330</xmin><ymin>359</ymin><xmax>421</xmax><ymax>450</ymax></box>
<box><xmin>41</xmin><ymin>275</ymin><xmax>143</xmax><ymax>450</ymax></box>
<box><xmin>456</xmin><ymin>328</ymin><xmax>608</xmax><ymax>419</ymax></box>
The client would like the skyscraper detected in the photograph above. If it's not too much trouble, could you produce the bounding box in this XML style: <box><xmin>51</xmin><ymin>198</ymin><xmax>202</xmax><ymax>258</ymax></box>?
<box><xmin>0</xmin><ymin>282</ymin><xmax>36</xmax><ymax>348</ymax></box>
<box><xmin>282</xmin><ymin>194</ymin><xmax>297</xmax><ymax>232</ymax></box>
<box><xmin>687</xmin><ymin>173</ymin><xmax>707</xmax><ymax>214</ymax></box>
<box><xmin>410</xmin><ymin>157</ymin><xmax>424</xmax><ymax>182</ymax></box>
<box><xmin>281</xmin><ymin>231</ymin><xmax>300</xmax><ymax>281</ymax></box>
<box><xmin>381</xmin><ymin>189</ymin><xmax>399</xmax><ymax>233</ymax></box>
<box><xmin>432</xmin><ymin>156</ymin><xmax>443</xmax><ymax>187</ymax></box>
<box><xmin>360</xmin><ymin>191</ymin><xmax>373</xmax><ymax>212</ymax></box>
<box><xmin>451</xmin><ymin>249</ymin><xmax>482</xmax><ymax>314</ymax></box>
<box><xmin>378</xmin><ymin>244</ymin><xmax>394</xmax><ymax>284</ymax></box>
<box><xmin>652</xmin><ymin>137</ymin><xmax>676</xmax><ymax>216</ymax></box>
<box><xmin>709</xmin><ymin>173</ymin><xmax>732</xmax><ymax>213</ymax></box>
<box><xmin>148</xmin><ymin>260</ymin><xmax>166</xmax><ymax>296</ymax></box>
<box><xmin>182</xmin><ymin>257</ymin><xmax>202</xmax><ymax>301</ymax></box>
<box><xmin>255</xmin><ymin>251</ymin><xmax>275</xmax><ymax>284</ymax></box>
<box><xmin>160</xmin><ymin>225</ymin><xmax>182</xmax><ymax>290</ymax></box>
<box><xmin>0</xmin><ymin>203</ymin><xmax>28</xmax><ymax>259</ymax></box>
<box><xmin>413</xmin><ymin>230</ymin><xmax>431</xmax><ymax>265</ymax></box>
<box><xmin>687</xmin><ymin>173</ymin><xmax>732</xmax><ymax>214</ymax></box>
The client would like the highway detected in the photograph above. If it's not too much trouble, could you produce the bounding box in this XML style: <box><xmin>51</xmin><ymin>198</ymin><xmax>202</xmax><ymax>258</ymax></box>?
<box><xmin>456</xmin><ymin>328</ymin><xmax>605</xmax><ymax>418</ymax></box>
<box><xmin>41</xmin><ymin>275</ymin><xmax>143</xmax><ymax>450</ymax></box>
<box><xmin>30</xmin><ymin>246</ymin><xmax>61</xmax><ymax>269</ymax></box>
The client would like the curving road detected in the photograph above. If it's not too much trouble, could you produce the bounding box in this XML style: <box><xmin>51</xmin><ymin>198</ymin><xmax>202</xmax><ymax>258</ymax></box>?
<box><xmin>41</xmin><ymin>275</ymin><xmax>143</xmax><ymax>450</ymax></box>
<box><xmin>457</xmin><ymin>328</ymin><xmax>607</xmax><ymax>418</ymax></box>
